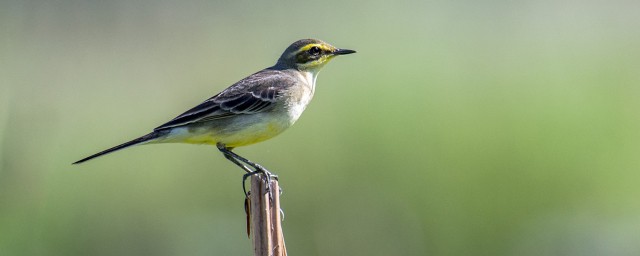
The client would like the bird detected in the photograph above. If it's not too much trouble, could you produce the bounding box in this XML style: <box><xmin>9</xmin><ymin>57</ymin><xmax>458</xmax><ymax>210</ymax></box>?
<box><xmin>73</xmin><ymin>38</ymin><xmax>355</xmax><ymax>182</ymax></box>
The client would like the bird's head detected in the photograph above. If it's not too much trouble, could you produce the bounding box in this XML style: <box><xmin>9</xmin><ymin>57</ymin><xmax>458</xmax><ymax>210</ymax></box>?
<box><xmin>276</xmin><ymin>39</ymin><xmax>356</xmax><ymax>72</ymax></box>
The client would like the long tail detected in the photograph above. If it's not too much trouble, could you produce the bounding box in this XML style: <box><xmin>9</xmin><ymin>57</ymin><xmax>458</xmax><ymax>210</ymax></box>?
<box><xmin>73</xmin><ymin>132</ymin><xmax>164</xmax><ymax>164</ymax></box>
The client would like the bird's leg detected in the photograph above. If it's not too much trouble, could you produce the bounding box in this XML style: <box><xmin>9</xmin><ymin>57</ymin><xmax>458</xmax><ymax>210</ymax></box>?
<box><xmin>223</xmin><ymin>153</ymin><xmax>252</xmax><ymax>173</ymax></box>
<box><xmin>222</xmin><ymin>153</ymin><xmax>254</xmax><ymax>197</ymax></box>
<box><xmin>218</xmin><ymin>146</ymin><xmax>254</xmax><ymax>197</ymax></box>
<box><xmin>217</xmin><ymin>143</ymin><xmax>277</xmax><ymax>199</ymax></box>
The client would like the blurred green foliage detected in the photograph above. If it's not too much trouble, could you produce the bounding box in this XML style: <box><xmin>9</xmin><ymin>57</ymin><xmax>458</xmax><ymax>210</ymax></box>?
<box><xmin>2</xmin><ymin>0</ymin><xmax>640</xmax><ymax>255</ymax></box>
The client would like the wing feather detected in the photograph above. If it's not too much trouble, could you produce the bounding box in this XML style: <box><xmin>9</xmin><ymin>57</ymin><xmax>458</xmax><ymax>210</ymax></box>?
<box><xmin>154</xmin><ymin>69</ymin><xmax>292</xmax><ymax>131</ymax></box>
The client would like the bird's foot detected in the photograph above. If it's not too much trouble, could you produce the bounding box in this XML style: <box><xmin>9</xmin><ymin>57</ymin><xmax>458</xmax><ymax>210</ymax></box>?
<box><xmin>242</xmin><ymin>165</ymin><xmax>278</xmax><ymax>200</ymax></box>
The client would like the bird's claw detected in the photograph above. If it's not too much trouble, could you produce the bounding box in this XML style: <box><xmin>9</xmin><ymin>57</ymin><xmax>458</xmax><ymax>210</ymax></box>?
<box><xmin>242</xmin><ymin>166</ymin><xmax>278</xmax><ymax>200</ymax></box>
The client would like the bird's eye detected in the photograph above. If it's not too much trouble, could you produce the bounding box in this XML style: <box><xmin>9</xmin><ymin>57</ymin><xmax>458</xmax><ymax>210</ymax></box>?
<box><xmin>308</xmin><ymin>46</ymin><xmax>321</xmax><ymax>55</ymax></box>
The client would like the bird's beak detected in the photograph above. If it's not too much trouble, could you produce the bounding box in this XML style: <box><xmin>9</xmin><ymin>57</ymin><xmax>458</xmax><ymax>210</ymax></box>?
<box><xmin>333</xmin><ymin>48</ymin><xmax>356</xmax><ymax>55</ymax></box>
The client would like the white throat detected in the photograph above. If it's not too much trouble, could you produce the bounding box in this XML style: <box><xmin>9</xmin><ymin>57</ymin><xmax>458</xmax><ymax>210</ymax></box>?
<box><xmin>300</xmin><ymin>69</ymin><xmax>319</xmax><ymax>92</ymax></box>
<box><xmin>287</xmin><ymin>69</ymin><xmax>320</xmax><ymax>124</ymax></box>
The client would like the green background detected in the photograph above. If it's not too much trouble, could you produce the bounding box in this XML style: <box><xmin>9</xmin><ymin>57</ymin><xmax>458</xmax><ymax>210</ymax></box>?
<box><xmin>2</xmin><ymin>0</ymin><xmax>640</xmax><ymax>255</ymax></box>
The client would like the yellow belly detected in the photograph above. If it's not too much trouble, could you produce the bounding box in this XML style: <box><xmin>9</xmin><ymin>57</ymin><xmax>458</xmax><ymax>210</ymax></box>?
<box><xmin>163</xmin><ymin>119</ymin><xmax>289</xmax><ymax>148</ymax></box>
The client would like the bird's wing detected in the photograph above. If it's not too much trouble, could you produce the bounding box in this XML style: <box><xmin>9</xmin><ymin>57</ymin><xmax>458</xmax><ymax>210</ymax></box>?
<box><xmin>154</xmin><ymin>69</ymin><xmax>293</xmax><ymax>131</ymax></box>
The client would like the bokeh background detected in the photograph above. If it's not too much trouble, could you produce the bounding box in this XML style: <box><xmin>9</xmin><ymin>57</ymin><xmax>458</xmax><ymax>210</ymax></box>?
<box><xmin>2</xmin><ymin>0</ymin><xmax>640</xmax><ymax>255</ymax></box>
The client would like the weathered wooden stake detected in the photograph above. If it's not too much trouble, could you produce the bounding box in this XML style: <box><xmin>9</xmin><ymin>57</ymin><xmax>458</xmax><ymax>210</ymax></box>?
<box><xmin>248</xmin><ymin>175</ymin><xmax>287</xmax><ymax>256</ymax></box>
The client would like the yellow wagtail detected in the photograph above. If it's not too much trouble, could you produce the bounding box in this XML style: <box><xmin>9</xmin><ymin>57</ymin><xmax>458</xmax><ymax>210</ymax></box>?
<box><xmin>74</xmin><ymin>39</ymin><xmax>355</xmax><ymax>180</ymax></box>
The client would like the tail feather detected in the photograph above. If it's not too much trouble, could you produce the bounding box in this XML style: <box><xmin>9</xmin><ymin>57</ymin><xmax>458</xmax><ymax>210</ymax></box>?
<box><xmin>73</xmin><ymin>132</ymin><xmax>162</xmax><ymax>164</ymax></box>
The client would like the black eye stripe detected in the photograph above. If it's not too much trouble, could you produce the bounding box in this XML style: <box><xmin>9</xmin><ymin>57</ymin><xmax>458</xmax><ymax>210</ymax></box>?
<box><xmin>295</xmin><ymin>46</ymin><xmax>325</xmax><ymax>64</ymax></box>
<box><xmin>308</xmin><ymin>46</ymin><xmax>321</xmax><ymax>55</ymax></box>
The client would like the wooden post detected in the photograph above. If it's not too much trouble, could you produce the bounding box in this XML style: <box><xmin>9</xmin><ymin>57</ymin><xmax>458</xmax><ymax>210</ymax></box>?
<box><xmin>248</xmin><ymin>175</ymin><xmax>287</xmax><ymax>256</ymax></box>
